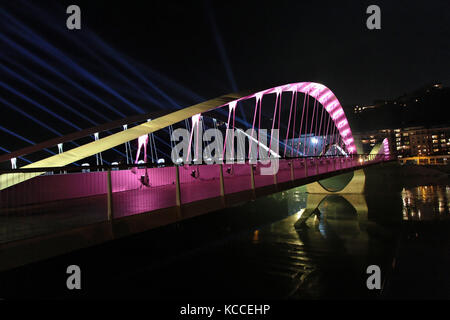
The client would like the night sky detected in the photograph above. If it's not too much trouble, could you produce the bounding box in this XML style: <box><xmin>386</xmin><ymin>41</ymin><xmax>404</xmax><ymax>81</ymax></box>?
<box><xmin>63</xmin><ymin>0</ymin><xmax>450</xmax><ymax>104</ymax></box>
<box><xmin>1</xmin><ymin>0</ymin><xmax>449</xmax><ymax>156</ymax></box>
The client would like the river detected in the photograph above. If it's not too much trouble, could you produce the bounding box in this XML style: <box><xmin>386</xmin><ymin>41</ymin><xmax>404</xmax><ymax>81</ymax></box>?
<box><xmin>110</xmin><ymin>163</ymin><xmax>450</xmax><ymax>299</ymax></box>
<box><xmin>0</xmin><ymin>163</ymin><xmax>448</xmax><ymax>299</ymax></box>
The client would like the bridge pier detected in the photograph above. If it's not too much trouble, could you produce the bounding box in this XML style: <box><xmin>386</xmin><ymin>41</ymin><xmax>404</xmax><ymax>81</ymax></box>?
<box><xmin>219</xmin><ymin>164</ymin><xmax>226</xmax><ymax>206</ymax></box>
<box><xmin>305</xmin><ymin>139</ymin><xmax>387</xmax><ymax>195</ymax></box>
<box><xmin>107</xmin><ymin>168</ymin><xmax>114</xmax><ymax>220</ymax></box>
<box><xmin>294</xmin><ymin>192</ymin><xmax>368</xmax><ymax>232</ymax></box>
<box><xmin>305</xmin><ymin>169</ymin><xmax>366</xmax><ymax>194</ymax></box>
<box><xmin>294</xmin><ymin>193</ymin><xmax>324</xmax><ymax>229</ymax></box>
<box><xmin>175</xmin><ymin>165</ymin><xmax>182</xmax><ymax>219</ymax></box>
<box><xmin>250</xmin><ymin>164</ymin><xmax>256</xmax><ymax>198</ymax></box>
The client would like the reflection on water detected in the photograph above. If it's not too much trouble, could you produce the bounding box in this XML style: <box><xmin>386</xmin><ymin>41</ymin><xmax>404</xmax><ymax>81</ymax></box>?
<box><xmin>246</xmin><ymin>182</ymin><xmax>449</xmax><ymax>299</ymax></box>
<box><xmin>401</xmin><ymin>185</ymin><xmax>450</xmax><ymax>220</ymax></box>
<box><xmin>2</xmin><ymin>166</ymin><xmax>449</xmax><ymax>299</ymax></box>
<box><xmin>118</xmin><ymin>184</ymin><xmax>403</xmax><ymax>299</ymax></box>
<box><xmin>243</xmin><ymin>191</ymin><xmax>388</xmax><ymax>299</ymax></box>
<box><xmin>98</xmin><ymin>169</ymin><xmax>450</xmax><ymax>299</ymax></box>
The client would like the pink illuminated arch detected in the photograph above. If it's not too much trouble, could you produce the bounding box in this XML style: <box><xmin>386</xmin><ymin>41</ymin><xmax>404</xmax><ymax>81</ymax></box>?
<box><xmin>219</xmin><ymin>82</ymin><xmax>357</xmax><ymax>154</ymax></box>
<box><xmin>381</xmin><ymin>138</ymin><xmax>390</xmax><ymax>156</ymax></box>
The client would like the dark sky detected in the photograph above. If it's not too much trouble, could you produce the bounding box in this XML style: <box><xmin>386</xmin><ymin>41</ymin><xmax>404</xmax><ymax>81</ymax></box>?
<box><xmin>2</xmin><ymin>0</ymin><xmax>449</xmax><ymax>106</ymax></box>
<box><xmin>58</xmin><ymin>0</ymin><xmax>450</xmax><ymax>105</ymax></box>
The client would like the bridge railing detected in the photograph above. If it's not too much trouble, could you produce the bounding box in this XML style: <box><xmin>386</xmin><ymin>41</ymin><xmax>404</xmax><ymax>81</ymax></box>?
<box><xmin>0</xmin><ymin>154</ymin><xmax>391</xmax><ymax>244</ymax></box>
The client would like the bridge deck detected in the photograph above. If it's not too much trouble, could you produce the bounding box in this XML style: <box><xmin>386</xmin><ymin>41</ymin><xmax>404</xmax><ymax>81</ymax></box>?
<box><xmin>0</xmin><ymin>156</ymin><xmax>388</xmax><ymax>245</ymax></box>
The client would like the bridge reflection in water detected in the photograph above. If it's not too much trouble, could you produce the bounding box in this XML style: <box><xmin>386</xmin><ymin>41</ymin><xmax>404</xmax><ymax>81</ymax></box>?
<box><xmin>108</xmin><ymin>184</ymin><xmax>400</xmax><ymax>300</ymax></box>
<box><xmin>3</xmin><ymin>165</ymin><xmax>447</xmax><ymax>298</ymax></box>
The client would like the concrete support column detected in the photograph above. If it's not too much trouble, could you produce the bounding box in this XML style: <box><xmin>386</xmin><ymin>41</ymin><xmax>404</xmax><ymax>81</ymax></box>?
<box><xmin>219</xmin><ymin>163</ymin><xmax>225</xmax><ymax>199</ymax></box>
<box><xmin>250</xmin><ymin>164</ymin><xmax>256</xmax><ymax>197</ymax></box>
<box><xmin>175</xmin><ymin>165</ymin><xmax>181</xmax><ymax>207</ymax></box>
<box><xmin>107</xmin><ymin>168</ymin><xmax>114</xmax><ymax>221</ymax></box>
<box><xmin>219</xmin><ymin>164</ymin><xmax>225</xmax><ymax>205</ymax></box>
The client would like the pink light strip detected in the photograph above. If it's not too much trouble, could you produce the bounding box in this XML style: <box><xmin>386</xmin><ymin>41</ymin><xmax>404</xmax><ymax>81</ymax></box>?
<box><xmin>283</xmin><ymin>91</ymin><xmax>295</xmax><ymax>157</ymax></box>
<box><xmin>296</xmin><ymin>91</ymin><xmax>307</xmax><ymax>156</ymax></box>
<box><xmin>190</xmin><ymin>82</ymin><xmax>356</xmax><ymax>155</ymax></box>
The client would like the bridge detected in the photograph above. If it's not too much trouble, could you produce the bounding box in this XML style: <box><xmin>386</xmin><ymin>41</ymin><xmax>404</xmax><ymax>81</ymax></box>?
<box><xmin>0</xmin><ymin>82</ymin><xmax>393</xmax><ymax>270</ymax></box>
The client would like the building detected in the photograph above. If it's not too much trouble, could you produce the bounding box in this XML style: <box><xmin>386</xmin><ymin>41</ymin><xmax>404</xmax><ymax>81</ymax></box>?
<box><xmin>354</xmin><ymin>126</ymin><xmax>450</xmax><ymax>158</ymax></box>
<box><xmin>393</xmin><ymin>126</ymin><xmax>450</xmax><ymax>158</ymax></box>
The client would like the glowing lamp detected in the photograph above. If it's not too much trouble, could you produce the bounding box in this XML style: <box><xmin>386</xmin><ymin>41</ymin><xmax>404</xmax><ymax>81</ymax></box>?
<box><xmin>255</xmin><ymin>92</ymin><xmax>264</xmax><ymax>101</ymax></box>
<box><xmin>191</xmin><ymin>114</ymin><xmax>201</xmax><ymax>125</ymax></box>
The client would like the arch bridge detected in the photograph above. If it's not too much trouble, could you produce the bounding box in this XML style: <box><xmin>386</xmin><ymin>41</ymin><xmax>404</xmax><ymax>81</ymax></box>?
<box><xmin>0</xmin><ymin>82</ymin><xmax>393</xmax><ymax>270</ymax></box>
